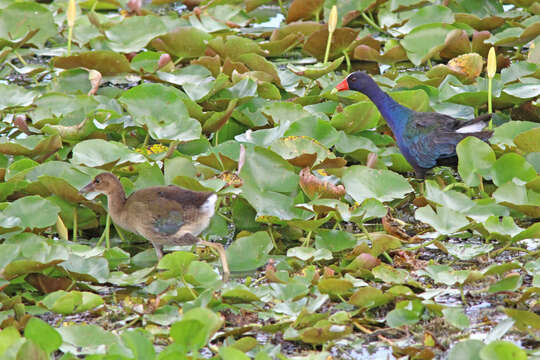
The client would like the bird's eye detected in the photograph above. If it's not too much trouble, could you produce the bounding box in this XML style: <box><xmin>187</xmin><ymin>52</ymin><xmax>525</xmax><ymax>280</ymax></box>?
<box><xmin>95</xmin><ymin>178</ymin><xmax>101</xmax><ymax>184</ymax></box>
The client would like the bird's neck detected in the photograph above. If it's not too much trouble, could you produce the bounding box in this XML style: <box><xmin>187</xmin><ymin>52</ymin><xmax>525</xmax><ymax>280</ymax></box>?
<box><xmin>361</xmin><ymin>83</ymin><xmax>411</xmax><ymax>133</ymax></box>
<box><xmin>105</xmin><ymin>181</ymin><xmax>127</xmax><ymax>222</ymax></box>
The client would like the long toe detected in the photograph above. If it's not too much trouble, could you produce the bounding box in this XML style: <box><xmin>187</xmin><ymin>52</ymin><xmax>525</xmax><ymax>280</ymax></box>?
<box><xmin>200</xmin><ymin>240</ymin><xmax>230</xmax><ymax>282</ymax></box>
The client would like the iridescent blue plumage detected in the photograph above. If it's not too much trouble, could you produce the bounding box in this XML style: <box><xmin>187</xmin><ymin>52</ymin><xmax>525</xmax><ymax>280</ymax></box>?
<box><xmin>336</xmin><ymin>71</ymin><xmax>493</xmax><ymax>178</ymax></box>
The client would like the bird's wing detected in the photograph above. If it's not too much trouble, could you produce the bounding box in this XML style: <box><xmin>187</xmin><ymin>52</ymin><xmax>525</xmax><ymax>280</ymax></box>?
<box><xmin>412</xmin><ymin>112</ymin><xmax>459</xmax><ymax>129</ymax></box>
<box><xmin>126</xmin><ymin>187</ymin><xmax>209</xmax><ymax>238</ymax></box>
<box><xmin>407</xmin><ymin>125</ymin><xmax>467</xmax><ymax>168</ymax></box>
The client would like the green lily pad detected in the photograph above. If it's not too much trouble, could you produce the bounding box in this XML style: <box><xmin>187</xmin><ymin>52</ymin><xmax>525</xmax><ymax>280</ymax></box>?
<box><xmin>514</xmin><ymin>128</ymin><xmax>540</xmax><ymax>153</ymax></box>
<box><xmin>490</xmin><ymin>121</ymin><xmax>540</xmax><ymax>147</ymax></box>
<box><xmin>208</xmin><ymin>35</ymin><xmax>266</xmax><ymax>61</ymax></box>
<box><xmin>415</xmin><ymin>205</ymin><xmax>469</xmax><ymax>235</ymax></box>
<box><xmin>425</xmin><ymin>180</ymin><xmax>475</xmax><ymax>211</ymax></box>
<box><xmin>401</xmin><ymin>23</ymin><xmax>456</xmax><ymax>65</ymax></box>
<box><xmin>479</xmin><ymin>341</ymin><xmax>527</xmax><ymax>360</ymax></box>
<box><xmin>222</xmin><ymin>288</ymin><xmax>261</xmax><ymax>303</ymax></box>
<box><xmin>289</xmin><ymin>57</ymin><xmax>344</xmax><ymax>80</ymax></box>
<box><xmin>342</xmin><ymin>166</ymin><xmax>413</xmax><ymax>204</ymax></box>
<box><xmin>315</xmin><ymin>229</ymin><xmax>356</xmax><ymax>252</ymax></box>
<box><xmin>40</xmin><ymin>290</ymin><xmax>104</xmax><ymax>314</ymax></box>
<box><xmin>349</xmin><ymin>286</ymin><xmax>391</xmax><ymax>309</ymax></box>
<box><xmin>0</xmin><ymin>2</ymin><xmax>57</xmax><ymax>48</ymax></box>
<box><xmin>170</xmin><ymin>319</ymin><xmax>208</xmax><ymax>352</ymax></box>
<box><xmin>480</xmin><ymin>153</ymin><xmax>537</xmax><ymax>186</ymax></box>
<box><xmin>119</xmin><ymin>83</ymin><xmax>202</xmax><ymax>142</ymax></box>
<box><xmin>457</xmin><ymin>136</ymin><xmax>496</xmax><ymax>187</ymax></box>
<box><xmin>488</xmin><ymin>274</ymin><xmax>522</xmax><ymax>293</ymax></box>
<box><xmin>3</xmin><ymin>195</ymin><xmax>60</xmax><ymax>229</ymax></box>
<box><xmin>261</xmin><ymin>33</ymin><xmax>304</xmax><ymax>57</ymax></box>
<box><xmin>299</xmin><ymin>320</ymin><xmax>352</xmax><ymax>344</ymax></box>
<box><xmin>105</xmin><ymin>15</ymin><xmax>167</xmax><ymax>53</ymax></box>
<box><xmin>57</xmin><ymin>324</ymin><xmax>119</xmax><ymax>355</ymax></box>
<box><xmin>372</xmin><ymin>263</ymin><xmax>409</xmax><ymax>284</ymax></box>
<box><xmin>72</xmin><ymin>139</ymin><xmax>146</xmax><ymax>168</ymax></box>
<box><xmin>24</xmin><ymin>318</ymin><xmax>62</xmax><ymax>355</ymax></box>
<box><xmin>226</xmin><ymin>231</ymin><xmax>273</xmax><ymax>271</ymax></box>
<box><xmin>0</xmin><ymin>135</ymin><xmax>62</xmax><ymax>159</ymax></box>
<box><xmin>448</xmin><ymin>340</ymin><xmax>485</xmax><ymax>360</ymax></box>
<box><xmin>0</xmin><ymin>84</ymin><xmax>37</xmax><ymax>110</ymax></box>
<box><xmin>318</xmin><ymin>278</ymin><xmax>353</xmax><ymax>295</ymax></box>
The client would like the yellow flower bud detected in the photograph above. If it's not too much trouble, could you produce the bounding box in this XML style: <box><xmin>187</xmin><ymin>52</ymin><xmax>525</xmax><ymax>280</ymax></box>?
<box><xmin>328</xmin><ymin>5</ymin><xmax>338</xmax><ymax>34</ymax></box>
<box><xmin>487</xmin><ymin>47</ymin><xmax>496</xmax><ymax>79</ymax></box>
<box><xmin>67</xmin><ymin>0</ymin><xmax>77</xmax><ymax>28</ymax></box>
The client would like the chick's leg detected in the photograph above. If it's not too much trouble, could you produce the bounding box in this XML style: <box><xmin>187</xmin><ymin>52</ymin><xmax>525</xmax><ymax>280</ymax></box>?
<box><xmin>199</xmin><ymin>240</ymin><xmax>230</xmax><ymax>283</ymax></box>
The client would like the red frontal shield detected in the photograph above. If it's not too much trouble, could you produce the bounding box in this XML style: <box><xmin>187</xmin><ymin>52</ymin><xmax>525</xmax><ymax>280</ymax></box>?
<box><xmin>335</xmin><ymin>78</ymin><xmax>349</xmax><ymax>91</ymax></box>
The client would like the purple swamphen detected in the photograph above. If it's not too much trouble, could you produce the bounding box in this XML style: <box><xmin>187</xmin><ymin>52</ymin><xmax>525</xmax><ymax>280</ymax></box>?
<box><xmin>336</xmin><ymin>71</ymin><xmax>493</xmax><ymax>179</ymax></box>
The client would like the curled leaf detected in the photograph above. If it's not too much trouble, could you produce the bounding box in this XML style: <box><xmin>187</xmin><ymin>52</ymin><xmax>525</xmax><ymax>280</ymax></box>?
<box><xmin>299</xmin><ymin>167</ymin><xmax>345</xmax><ymax>200</ymax></box>
<box><xmin>88</xmin><ymin>70</ymin><xmax>101</xmax><ymax>95</ymax></box>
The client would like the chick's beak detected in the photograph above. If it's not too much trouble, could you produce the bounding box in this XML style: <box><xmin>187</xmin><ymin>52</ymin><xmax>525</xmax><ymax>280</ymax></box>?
<box><xmin>80</xmin><ymin>182</ymin><xmax>95</xmax><ymax>195</ymax></box>
<box><xmin>335</xmin><ymin>78</ymin><xmax>349</xmax><ymax>91</ymax></box>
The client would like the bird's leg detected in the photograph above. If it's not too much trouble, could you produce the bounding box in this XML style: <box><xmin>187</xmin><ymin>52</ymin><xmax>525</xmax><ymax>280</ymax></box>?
<box><xmin>414</xmin><ymin>168</ymin><xmax>426</xmax><ymax>195</ymax></box>
<box><xmin>199</xmin><ymin>240</ymin><xmax>230</xmax><ymax>283</ymax></box>
<box><xmin>151</xmin><ymin>241</ymin><xmax>163</xmax><ymax>259</ymax></box>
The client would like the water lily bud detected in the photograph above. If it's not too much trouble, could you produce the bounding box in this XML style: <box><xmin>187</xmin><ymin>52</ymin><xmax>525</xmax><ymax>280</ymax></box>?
<box><xmin>328</xmin><ymin>5</ymin><xmax>338</xmax><ymax>34</ymax></box>
<box><xmin>67</xmin><ymin>0</ymin><xmax>76</xmax><ymax>28</ymax></box>
<box><xmin>487</xmin><ymin>47</ymin><xmax>496</xmax><ymax>79</ymax></box>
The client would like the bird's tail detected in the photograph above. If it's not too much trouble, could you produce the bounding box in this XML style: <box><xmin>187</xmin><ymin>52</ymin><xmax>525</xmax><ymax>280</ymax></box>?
<box><xmin>455</xmin><ymin>113</ymin><xmax>492</xmax><ymax>134</ymax></box>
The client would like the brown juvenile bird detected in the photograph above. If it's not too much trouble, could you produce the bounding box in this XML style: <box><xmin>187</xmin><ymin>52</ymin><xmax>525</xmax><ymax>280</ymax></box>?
<box><xmin>80</xmin><ymin>172</ymin><xmax>229</xmax><ymax>281</ymax></box>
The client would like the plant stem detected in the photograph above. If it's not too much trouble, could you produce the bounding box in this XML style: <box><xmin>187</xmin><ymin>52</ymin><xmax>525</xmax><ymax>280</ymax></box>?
<box><xmin>487</xmin><ymin>77</ymin><xmax>493</xmax><ymax>129</ymax></box>
<box><xmin>361</xmin><ymin>12</ymin><xmax>383</xmax><ymax>33</ymax></box>
<box><xmin>443</xmin><ymin>182</ymin><xmax>470</xmax><ymax>192</ymax></box>
<box><xmin>113</xmin><ymin>223</ymin><xmax>127</xmax><ymax>243</ymax></box>
<box><xmin>142</xmin><ymin>133</ymin><xmax>149</xmax><ymax>147</ymax></box>
<box><xmin>277</xmin><ymin>0</ymin><xmax>286</xmax><ymax>16</ymax></box>
<box><xmin>73</xmin><ymin>208</ymin><xmax>78</xmax><ymax>242</ymax></box>
<box><xmin>343</xmin><ymin>50</ymin><xmax>351</xmax><ymax>73</ymax></box>
<box><xmin>268</xmin><ymin>225</ymin><xmax>278</xmax><ymax>251</ymax></box>
<box><xmin>460</xmin><ymin>284</ymin><xmax>468</xmax><ymax>306</ymax></box>
<box><xmin>478</xmin><ymin>174</ymin><xmax>484</xmax><ymax>193</ymax></box>
<box><xmin>13</xmin><ymin>51</ymin><xmax>28</xmax><ymax>66</ymax></box>
<box><xmin>324</xmin><ymin>29</ymin><xmax>333</xmax><ymax>64</ymax></box>
<box><xmin>105</xmin><ymin>213</ymin><xmax>111</xmax><ymax>248</ymax></box>
<box><xmin>67</xmin><ymin>26</ymin><xmax>73</xmax><ymax>55</ymax></box>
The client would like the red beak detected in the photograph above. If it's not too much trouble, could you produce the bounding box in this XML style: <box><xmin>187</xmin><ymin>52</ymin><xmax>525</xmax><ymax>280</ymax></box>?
<box><xmin>335</xmin><ymin>78</ymin><xmax>349</xmax><ymax>91</ymax></box>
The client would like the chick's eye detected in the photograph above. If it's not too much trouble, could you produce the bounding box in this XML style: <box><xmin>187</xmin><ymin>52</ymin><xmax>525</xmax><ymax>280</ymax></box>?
<box><xmin>95</xmin><ymin>178</ymin><xmax>101</xmax><ymax>184</ymax></box>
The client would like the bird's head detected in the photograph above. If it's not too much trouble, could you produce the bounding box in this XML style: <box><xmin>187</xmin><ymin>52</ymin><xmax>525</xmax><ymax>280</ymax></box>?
<box><xmin>335</xmin><ymin>71</ymin><xmax>374</xmax><ymax>93</ymax></box>
<box><xmin>80</xmin><ymin>172</ymin><xmax>119</xmax><ymax>196</ymax></box>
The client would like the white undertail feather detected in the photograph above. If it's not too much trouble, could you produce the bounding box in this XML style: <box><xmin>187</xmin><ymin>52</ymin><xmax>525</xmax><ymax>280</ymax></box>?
<box><xmin>455</xmin><ymin>122</ymin><xmax>488</xmax><ymax>133</ymax></box>
<box><xmin>201</xmin><ymin>193</ymin><xmax>218</xmax><ymax>219</ymax></box>
<box><xmin>174</xmin><ymin>193</ymin><xmax>217</xmax><ymax>238</ymax></box>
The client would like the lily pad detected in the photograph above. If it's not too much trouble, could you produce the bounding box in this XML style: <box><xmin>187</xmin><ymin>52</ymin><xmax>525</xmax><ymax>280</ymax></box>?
<box><xmin>119</xmin><ymin>83</ymin><xmax>202</xmax><ymax>142</ymax></box>
<box><xmin>105</xmin><ymin>15</ymin><xmax>167</xmax><ymax>53</ymax></box>
<box><xmin>53</xmin><ymin>51</ymin><xmax>132</xmax><ymax>75</ymax></box>
<box><xmin>151</xmin><ymin>27</ymin><xmax>212</xmax><ymax>59</ymax></box>
<box><xmin>342</xmin><ymin>166</ymin><xmax>413</xmax><ymax>204</ymax></box>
